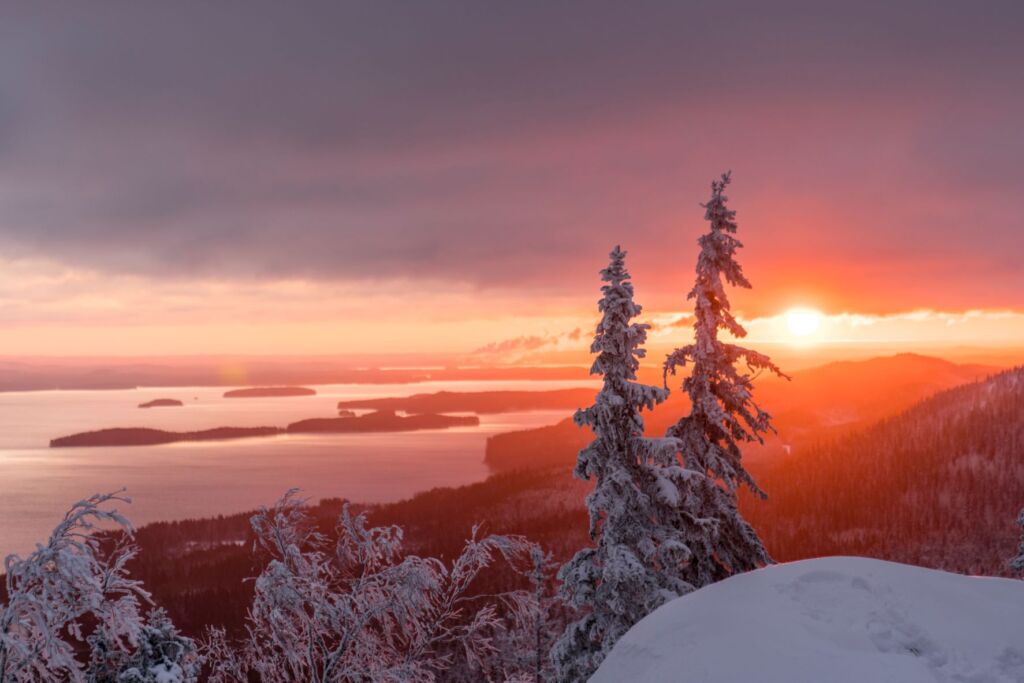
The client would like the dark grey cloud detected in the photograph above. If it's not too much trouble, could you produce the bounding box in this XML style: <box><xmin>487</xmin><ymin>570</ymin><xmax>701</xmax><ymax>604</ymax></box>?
<box><xmin>0</xmin><ymin>1</ymin><xmax>1022</xmax><ymax>311</ymax></box>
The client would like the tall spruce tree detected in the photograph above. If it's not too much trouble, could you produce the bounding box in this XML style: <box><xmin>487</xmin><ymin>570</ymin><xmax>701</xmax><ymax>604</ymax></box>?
<box><xmin>553</xmin><ymin>246</ymin><xmax>696</xmax><ymax>682</ymax></box>
<box><xmin>663</xmin><ymin>172</ymin><xmax>785</xmax><ymax>587</ymax></box>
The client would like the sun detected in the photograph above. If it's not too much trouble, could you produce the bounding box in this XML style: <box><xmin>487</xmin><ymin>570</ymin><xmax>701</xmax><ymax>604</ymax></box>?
<box><xmin>785</xmin><ymin>308</ymin><xmax>823</xmax><ymax>338</ymax></box>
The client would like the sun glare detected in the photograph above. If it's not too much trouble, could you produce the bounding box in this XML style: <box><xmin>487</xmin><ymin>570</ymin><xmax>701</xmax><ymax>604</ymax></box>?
<box><xmin>786</xmin><ymin>308</ymin><xmax>823</xmax><ymax>338</ymax></box>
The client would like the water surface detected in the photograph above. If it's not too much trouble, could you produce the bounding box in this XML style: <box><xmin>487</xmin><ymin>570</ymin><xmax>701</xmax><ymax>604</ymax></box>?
<box><xmin>0</xmin><ymin>380</ymin><xmax>591</xmax><ymax>558</ymax></box>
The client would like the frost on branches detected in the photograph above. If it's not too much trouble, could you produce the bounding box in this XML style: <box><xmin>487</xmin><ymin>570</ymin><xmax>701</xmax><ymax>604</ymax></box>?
<box><xmin>205</xmin><ymin>490</ymin><xmax>551</xmax><ymax>683</ymax></box>
<box><xmin>115</xmin><ymin>608</ymin><xmax>200</xmax><ymax>683</ymax></box>
<box><xmin>553</xmin><ymin>246</ymin><xmax>695</xmax><ymax>682</ymax></box>
<box><xmin>1011</xmin><ymin>508</ymin><xmax>1024</xmax><ymax>575</ymax></box>
<box><xmin>0</xmin><ymin>492</ymin><xmax>199</xmax><ymax>682</ymax></box>
<box><xmin>663</xmin><ymin>172</ymin><xmax>786</xmax><ymax>588</ymax></box>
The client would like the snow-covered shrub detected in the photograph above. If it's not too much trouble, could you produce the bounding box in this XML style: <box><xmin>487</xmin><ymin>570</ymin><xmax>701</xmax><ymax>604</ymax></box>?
<box><xmin>205</xmin><ymin>490</ymin><xmax>549</xmax><ymax>682</ymax></box>
<box><xmin>0</xmin><ymin>492</ymin><xmax>197</xmax><ymax>682</ymax></box>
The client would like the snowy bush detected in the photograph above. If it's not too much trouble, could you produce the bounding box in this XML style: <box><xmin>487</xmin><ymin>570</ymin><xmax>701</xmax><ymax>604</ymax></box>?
<box><xmin>0</xmin><ymin>491</ymin><xmax>198</xmax><ymax>682</ymax></box>
<box><xmin>203</xmin><ymin>490</ymin><xmax>552</xmax><ymax>682</ymax></box>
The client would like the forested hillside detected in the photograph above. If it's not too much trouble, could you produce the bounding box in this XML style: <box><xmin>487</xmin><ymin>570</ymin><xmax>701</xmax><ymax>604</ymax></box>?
<box><xmin>745</xmin><ymin>367</ymin><xmax>1024</xmax><ymax>575</ymax></box>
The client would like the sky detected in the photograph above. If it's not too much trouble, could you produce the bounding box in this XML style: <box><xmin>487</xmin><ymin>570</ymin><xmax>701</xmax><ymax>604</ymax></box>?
<box><xmin>0</xmin><ymin>1</ymin><xmax>1022</xmax><ymax>360</ymax></box>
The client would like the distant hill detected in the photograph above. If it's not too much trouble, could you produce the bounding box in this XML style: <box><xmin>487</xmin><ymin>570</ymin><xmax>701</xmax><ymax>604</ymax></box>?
<box><xmin>486</xmin><ymin>354</ymin><xmax>998</xmax><ymax>473</ymax></box>
<box><xmin>648</xmin><ymin>352</ymin><xmax>996</xmax><ymax>438</ymax></box>
<box><xmin>750</xmin><ymin>353</ymin><xmax>997</xmax><ymax>437</ymax></box>
<box><xmin>745</xmin><ymin>366</ymin><xmax>1024</xmax><ymax>575</ymax></box>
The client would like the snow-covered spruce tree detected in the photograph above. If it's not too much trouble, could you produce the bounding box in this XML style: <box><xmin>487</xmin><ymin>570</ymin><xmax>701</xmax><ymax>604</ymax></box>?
<box><xmin>662</xmin><ymin>172</ymin><xmax>785</xmax><ymax>588</ymax></box>
<box><xmin>0</xmin><ymin>492</ymin><xmax>198</xmax><ymax>682</ymax></box>
<box><xmin>1011</xmin><ymin>508</ymin><xmax>1024</xmax><ymax>575</ymax></box>
<box><xmin>553</xmin><ymin>246</ymin><xmax>697</xmax><ymax>682</ymax></box>
<box><xmin>204</xmin><ymin>489</ymin><xmax>547</xmax><ymax>682</ymax></box>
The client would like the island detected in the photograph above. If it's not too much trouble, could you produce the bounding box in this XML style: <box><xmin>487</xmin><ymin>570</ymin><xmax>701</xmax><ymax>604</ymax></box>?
<box><xmin>50</xmin><ymin>409</ymin><xmax>480</xmax><ymax>447</ymax></box>
<box><xmin>50</xmin><ymin>426</ymin><xmax>284</xmax><ymax>448</ymax></box>
<box><xmin>336</xmin><ymin>388</ymin><xmax>594</xmax><ymax>415</ymax></box>
<box><xmin>223</xmin><ymin>386</ymin><xmax>316</xmax><ymax>398</ymax></box>
<box><xmin>287</xmin><ymin>410</ymin><xmax>478</xmax><ymax>434</ymax></box>
<box><xmin>138</xmin><ymin>398</ymin><xmax>184</xmax><ymax>408</ymax></box>
<box><xmin>337</xmin><ymin>409</ymin><xmax>356</xmax><ymax>417</ymax></box>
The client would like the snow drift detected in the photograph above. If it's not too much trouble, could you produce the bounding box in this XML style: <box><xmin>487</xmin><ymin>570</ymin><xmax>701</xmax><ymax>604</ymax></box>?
<box><xmin>592</xmin><ymin>557</ymin><xmax>1024</xmax><ymax>682</ymax></box>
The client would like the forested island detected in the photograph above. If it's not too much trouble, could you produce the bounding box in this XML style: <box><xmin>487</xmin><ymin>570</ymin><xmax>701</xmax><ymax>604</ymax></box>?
<box><xmin>50</xmin><ymin>426</ymin><xmax>283</xmax><ymax>448</ymax></box>
<box><xmin>50</xmin><ymin>410</ymin><xmax>479</xmax><ymax>447</ymax></box>
<box><xmin>138</xmin><ymin>398</ymin><xmax>184</xmax><ymax>408</ymax></box>
<box><xmin>336</xmin><ymin>388</ymin><xmax>593</xmax><ymax>414</ymax></box>
<box><xmin>288</xmin><ymin>410</ymin><xmax>479</xmax><ymax>433</ymax></box>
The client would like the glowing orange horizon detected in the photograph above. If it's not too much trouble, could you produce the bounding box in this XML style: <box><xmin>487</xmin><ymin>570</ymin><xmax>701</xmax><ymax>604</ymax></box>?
<box><xmin>0</xmin><ymin>250</ymin><xmax>1019</xmax><ymax>360</ymax></box>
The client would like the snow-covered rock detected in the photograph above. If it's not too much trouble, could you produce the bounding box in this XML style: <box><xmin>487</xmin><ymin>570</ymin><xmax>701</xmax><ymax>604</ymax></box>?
<box><xmin>592</xmin><ymin>557</ymin><xmax>1024</xmax><ymax>682</ymax></box>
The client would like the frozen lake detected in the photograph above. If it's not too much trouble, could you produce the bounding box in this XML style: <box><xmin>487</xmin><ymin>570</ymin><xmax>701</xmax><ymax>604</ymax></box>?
<box><xmin>0</xmin><ymin>379</ymin><xmax>591</xmax><ymax>558</ymax></box>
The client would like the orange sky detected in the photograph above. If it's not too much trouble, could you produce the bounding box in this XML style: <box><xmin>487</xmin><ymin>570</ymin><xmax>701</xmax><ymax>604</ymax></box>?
<box><xmin>0</xmin><ymin>251</ymin><xmax>1021</xmax><ymax>365</ymax></box>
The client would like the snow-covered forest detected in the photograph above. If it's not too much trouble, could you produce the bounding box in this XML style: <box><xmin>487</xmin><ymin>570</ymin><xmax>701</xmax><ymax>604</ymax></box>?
<box><xmin>746</xmin><ymin>366</ymin><xmax>1024</xmax><ymax>575</ymax></box>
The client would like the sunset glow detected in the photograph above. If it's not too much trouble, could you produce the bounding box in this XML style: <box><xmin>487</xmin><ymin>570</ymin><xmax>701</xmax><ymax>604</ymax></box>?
<box><xmin>785</xmin><ymin>308</ymin><xmax>823</xmax><ymax>338</ymax></box>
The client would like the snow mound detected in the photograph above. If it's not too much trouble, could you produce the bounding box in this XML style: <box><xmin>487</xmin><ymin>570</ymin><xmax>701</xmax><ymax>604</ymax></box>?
<box><xmin>592</xmin><ymin>557</ymin><xmax>1024</xmax><ymax>683</ymax></box>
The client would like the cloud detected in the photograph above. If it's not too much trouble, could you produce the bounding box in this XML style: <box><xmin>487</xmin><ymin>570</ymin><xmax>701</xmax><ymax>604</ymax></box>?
<box><xmin>468</xmin><ymin>328</ymin><xmax>586</xmax><ymax>364</ymax></box>
<box><xmin>471</xmin><ymin>335</ymin><xmax>558</xmax><ymax>356</ymax></box>
<box><xmin>0</xmin><ymin>2</ymin><xmax>1021</xmax><ymax>316</ymax></box>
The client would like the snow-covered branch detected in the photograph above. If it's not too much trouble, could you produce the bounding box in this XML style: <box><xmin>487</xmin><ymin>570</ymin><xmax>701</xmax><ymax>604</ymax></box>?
<box><xmin>208</xmin><ymin>490</ymin><xmax>551</xmax><ymax>682</ymax></box>
<box><xmin>0</xmin><ymin>491</ymin><xmax>198</xmax><ymax>682</ymax></box>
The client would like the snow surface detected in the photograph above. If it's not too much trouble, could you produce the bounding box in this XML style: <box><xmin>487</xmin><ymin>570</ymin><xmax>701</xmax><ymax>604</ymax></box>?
<box><xmin>592</xmin><ymin>556</ymin><xmax>1024</xmax><ymax>682</ymax></box>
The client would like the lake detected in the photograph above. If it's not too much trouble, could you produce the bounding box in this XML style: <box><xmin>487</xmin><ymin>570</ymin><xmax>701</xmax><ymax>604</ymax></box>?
<box><xmin>0</xmin><ymin>379</ymin><xmax>593</xmax><ymax>559</ymax></box>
